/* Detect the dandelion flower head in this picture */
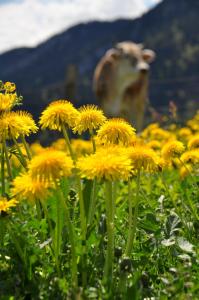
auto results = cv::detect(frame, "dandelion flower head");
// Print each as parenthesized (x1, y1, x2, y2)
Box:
(29, 148, 73, 182)
(0, 93, 17, 112)
(0, 111, 37, 140)
(30, 142, 45, 156)
(11, 172, 52, 203)
(181, 149, 199, 164)
(188, 135, 199, 150)
(161, 140, 185, 160)
(97, 118, 136, 146)
(3, 81, 16, 93)
(0, 197, 18, 213)
(180, 164, 193, 179)
(39, 100, 79, 131)
(51, 138, 68, 152)
(127, 145, 158, 172)
(147, 140, 161, 151)
(178, 127, 192, 140)
(77, 146, 132, 181)
(16, 111, 38, 136)
(71, 139, 93, 157)
(73, 105, 106, 134)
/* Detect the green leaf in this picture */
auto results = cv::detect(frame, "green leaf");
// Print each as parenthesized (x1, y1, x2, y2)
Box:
(140, 213, 160, 233)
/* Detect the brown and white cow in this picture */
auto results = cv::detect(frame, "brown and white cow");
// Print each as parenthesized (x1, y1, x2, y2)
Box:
(93, 41, 155, 131)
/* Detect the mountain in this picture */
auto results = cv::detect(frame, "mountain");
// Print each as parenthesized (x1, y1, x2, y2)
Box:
(0, 0, 199, 119)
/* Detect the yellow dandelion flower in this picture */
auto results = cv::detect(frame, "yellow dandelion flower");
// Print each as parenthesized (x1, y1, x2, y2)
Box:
(51, 138, 68, 152)
(181, 149, 199, 164)
(0, 93, 17, 111)
(97, 118, 136, 146)
(128, 137, 145, 147)
(141, 123, 160, 140)
(0, 111, 37, 140)
(188, 135, 199, 150)
(30, 142, 45, 156)
(161, 140, 185, 160)
(168, 124, 177, 132)
(187, 118, 199, 132)
(11, 172, 52, 203)
(39, 100, 79, 131)
(16, 111, 38, 136)
(71, 139, 93, 157)
(156, 157, 171, 171)
(4, 81, 16, 93)
(147, 140, 161, 151)
(0, 197, 18, 213)
(127, 146, 158, 172)
(73, 105, 106, 134)
(77, 146, 132, 181)
(180, 164, 193, 179)
(0, 111, 22, 139)
(178, 127, 192, 139)
(150, 128, 172, 142)
(29, 148, 73, 182)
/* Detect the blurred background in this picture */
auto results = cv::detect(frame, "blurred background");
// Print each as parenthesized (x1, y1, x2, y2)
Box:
(0, 0, 199, 125)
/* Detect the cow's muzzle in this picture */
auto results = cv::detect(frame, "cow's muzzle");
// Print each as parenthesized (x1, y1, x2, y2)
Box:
(137, 62, 149, 73)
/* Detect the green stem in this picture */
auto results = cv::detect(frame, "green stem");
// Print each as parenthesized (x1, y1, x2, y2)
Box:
(62, 123, 76, 163)
(61, 123, 86, 286)
(76, 177, 87, 238)
(76, 176, 87, 287)
(3, 138, 13, 181)
(35, 198, 42, 220)
(90, 129, 96, 153)
(40, 199, 54, 236)
(12, 135, 27, 169)
(1, 142, 5, 196)
(56, 183, 78, 287)
(87, 177, 98, 228)
(21, 135, 32, 160)
(125, 170, 140, 257)
(103, 181, 114, 285)
(54, 184, 62, 276)
(62, 123, 86, 235)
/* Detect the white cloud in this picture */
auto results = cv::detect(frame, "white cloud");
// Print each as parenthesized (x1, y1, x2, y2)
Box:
(0, 0, 161, 53)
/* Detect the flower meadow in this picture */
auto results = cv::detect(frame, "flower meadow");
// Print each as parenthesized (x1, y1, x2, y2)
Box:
(0, 81, 199, 299)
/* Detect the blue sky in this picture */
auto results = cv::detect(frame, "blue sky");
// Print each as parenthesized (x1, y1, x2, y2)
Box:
(0, 0, 161, 53)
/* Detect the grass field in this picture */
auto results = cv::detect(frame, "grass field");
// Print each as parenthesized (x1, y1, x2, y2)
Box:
(0, 81, 199, 299)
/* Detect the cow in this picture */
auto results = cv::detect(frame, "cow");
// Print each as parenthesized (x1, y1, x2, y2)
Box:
(93, 41, 155, 131)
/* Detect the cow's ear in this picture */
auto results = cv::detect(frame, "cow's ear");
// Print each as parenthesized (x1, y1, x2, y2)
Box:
(105, 48, 121, 59)
(142, 49, 156, 63)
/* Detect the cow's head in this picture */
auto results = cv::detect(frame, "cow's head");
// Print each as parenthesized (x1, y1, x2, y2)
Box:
(105, 41, 155, 90)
